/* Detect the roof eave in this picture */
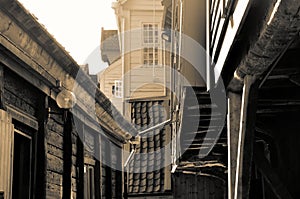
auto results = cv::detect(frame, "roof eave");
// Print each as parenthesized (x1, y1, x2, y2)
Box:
(228, 0, 300, 91)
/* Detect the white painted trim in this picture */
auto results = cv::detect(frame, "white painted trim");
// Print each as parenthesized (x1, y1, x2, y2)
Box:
(206, 0, 211, 90)
(214, 0, 251, 82)
(227, 98, 232, 199)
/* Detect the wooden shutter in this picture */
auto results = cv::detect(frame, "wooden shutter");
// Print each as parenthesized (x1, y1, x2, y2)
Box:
(0, 110, 14, 199)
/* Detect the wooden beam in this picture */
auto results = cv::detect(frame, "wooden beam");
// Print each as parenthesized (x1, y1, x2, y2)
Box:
(0, 64, 6, 110)
(258, 100, 300, 106)
(257, 108, 300, 114)
(227, 91, 242, 199)
(233, 75, 258, 199)
(254, 147, 293, 199)
(271, 68, 300, 76)
(267, 75, 289, 80)
(259, 35, 297, 88)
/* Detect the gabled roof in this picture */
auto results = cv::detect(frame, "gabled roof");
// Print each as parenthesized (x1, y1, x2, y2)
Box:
(0, 0, 137, 143)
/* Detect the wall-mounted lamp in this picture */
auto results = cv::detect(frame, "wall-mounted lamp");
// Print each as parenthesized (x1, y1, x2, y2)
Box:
(47, 84, 77, 120)
(56, 89, 77, 109)
(161, 29, 171, 42)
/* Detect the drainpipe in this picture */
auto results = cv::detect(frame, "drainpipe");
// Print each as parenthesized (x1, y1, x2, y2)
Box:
(121, 17, 125, 116)
(178, 0, 183, 72)
(170, 0, 176, 168)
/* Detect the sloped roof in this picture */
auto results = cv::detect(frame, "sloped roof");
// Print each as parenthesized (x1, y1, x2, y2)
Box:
(0, 0, 137, 143)
(228, 0, 300, 91)
(128, 101, 169, 194)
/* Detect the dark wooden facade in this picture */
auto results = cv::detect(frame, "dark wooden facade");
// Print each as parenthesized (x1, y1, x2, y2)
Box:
(0, 0, 137, 198)
(173, 173, 226, 199)
(162, 0, 300, 198)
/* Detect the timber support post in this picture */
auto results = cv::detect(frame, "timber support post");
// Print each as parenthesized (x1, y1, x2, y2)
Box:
(228, 75, 258, 199)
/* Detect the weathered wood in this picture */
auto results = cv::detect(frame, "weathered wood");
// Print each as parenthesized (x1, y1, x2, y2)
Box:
(254, 147, 293, 199)
(173, 173, 226, 199)
(6, 105, 38, 130)
(228, 76, 259, 199)
(227, 91, 242, 199)
(234, 0, 300, 79)
(47, 144, 63, 159)
(62, 112, 73, 199)
(234, 75, 258, 199)
(46, 130, 63, 149)
(259, 35, 297, 88)
(0, 7, 135, 142)
(46, 171, 63, 187)
(0, 110, 14, 199)
(0, 65, 6, 110)
(46, 183, 62, 199)
(46, 153, 64, 174)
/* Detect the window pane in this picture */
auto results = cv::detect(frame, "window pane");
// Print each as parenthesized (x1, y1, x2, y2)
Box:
(143, 23, 159, 44)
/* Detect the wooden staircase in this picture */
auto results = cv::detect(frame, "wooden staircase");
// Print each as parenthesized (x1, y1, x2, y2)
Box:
(177, 86, 227, 178)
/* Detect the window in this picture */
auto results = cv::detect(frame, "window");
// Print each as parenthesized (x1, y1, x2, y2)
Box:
(143, 24, 159, 44)
(143, 47, 158, 65)
(84, 164, 95, 199)
(114, 80, 122, 98)
(142, 24, 160, 67)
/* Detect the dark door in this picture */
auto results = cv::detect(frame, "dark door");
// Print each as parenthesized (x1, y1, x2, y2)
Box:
(12, 130, 32, 199)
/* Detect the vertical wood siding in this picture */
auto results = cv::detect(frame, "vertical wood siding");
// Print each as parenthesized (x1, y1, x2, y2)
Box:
(173, 173, 226, 199)
(0, 110, 14, 199)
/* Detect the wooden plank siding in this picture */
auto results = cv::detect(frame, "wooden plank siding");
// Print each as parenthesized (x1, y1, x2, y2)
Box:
(0, 110, 14, 199)
(129, 67, 165, 99)
(0, 2, 136, 199)
(173, 173, 226, 199)
(127, 8, 165, 100)
(123, 0, 163, 11)
(45, 103, 65, 199)
(99, 59, 123, 113)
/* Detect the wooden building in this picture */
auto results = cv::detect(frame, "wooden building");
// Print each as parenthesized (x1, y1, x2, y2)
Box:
(111, 0, 168, 113)
(99, 29, 123, 113)
(100, 0, 173, 198)
(162, 0, 300, 198)
(0, 0, 137, 198)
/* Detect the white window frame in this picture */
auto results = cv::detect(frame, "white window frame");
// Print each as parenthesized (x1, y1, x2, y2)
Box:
(142, 23, 161, 67)
(114, 80, 122, 98)
(142, 23, 159, 44)
(143, 47, 159, 66)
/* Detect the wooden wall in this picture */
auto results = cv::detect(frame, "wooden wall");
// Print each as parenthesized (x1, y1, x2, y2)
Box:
(0, 65, 124, 199)
(0, 1, 127, 198)
(173, 173, 226, 199)
(99, 59, 123, 113)
(0, 110, 14, 199)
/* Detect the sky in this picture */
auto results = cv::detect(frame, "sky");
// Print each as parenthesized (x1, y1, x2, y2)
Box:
(17, 0, 117, 74)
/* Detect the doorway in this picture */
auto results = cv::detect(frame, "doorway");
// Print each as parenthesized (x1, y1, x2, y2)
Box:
(12, 129, 32, 199)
